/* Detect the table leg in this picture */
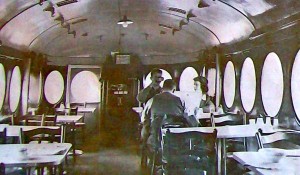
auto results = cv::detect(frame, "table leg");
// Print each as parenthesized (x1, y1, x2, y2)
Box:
(222, 138, 227, 175)
(217, 139, 222, 175)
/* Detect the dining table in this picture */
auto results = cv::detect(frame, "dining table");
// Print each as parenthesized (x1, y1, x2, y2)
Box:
(55, 115, 83, 123)
(163, 123, 286, 175)
(0, 143, 72, 174)
(233, 148, 300, 175)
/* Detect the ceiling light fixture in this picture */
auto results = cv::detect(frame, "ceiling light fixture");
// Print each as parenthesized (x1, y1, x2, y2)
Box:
(117, 15, 133, 28)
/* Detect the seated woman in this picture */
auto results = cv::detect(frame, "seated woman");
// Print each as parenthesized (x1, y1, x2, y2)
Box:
(193, 76, 216, 115)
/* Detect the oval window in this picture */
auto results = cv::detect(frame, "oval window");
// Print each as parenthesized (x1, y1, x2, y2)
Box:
(261, 52, 283, 117)
(240, 58, 256, 112)
(223, 61, 236, 108)
(0, 64, 6, 111)
(28, 72, 43, 106)
(9, 66, 22, 112)
(44, 70, 64, 104)
(179, 67, 199, 91)
(143, 69, 172, 88)
(291, 50, 300, 120)
(71, 71, 100, 103)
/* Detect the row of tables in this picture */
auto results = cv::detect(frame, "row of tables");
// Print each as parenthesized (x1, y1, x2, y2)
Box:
(164, 123, 300, 175)
(162, 124, 279, 175)
(132, 107, 300, 175)
(0, 107, 97, 173)
(0, 114, 84, 172)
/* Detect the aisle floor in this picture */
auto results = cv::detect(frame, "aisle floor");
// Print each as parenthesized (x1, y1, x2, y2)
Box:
(65, 131, 143, 175)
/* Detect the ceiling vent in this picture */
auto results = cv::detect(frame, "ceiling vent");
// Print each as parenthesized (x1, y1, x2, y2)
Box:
(168, 7, 186, 14)
(56, 0, 78, 7)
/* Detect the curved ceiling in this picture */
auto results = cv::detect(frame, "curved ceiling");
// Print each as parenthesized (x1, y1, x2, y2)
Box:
(0, 0, 299, 65)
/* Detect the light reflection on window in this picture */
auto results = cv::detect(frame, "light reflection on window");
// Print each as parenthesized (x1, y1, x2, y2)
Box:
(70, 71, 100, 103)
(28, 72, 43, 107)
(44, 70, 64, 104)
(179, 67, 198, 92)
(240, 57, 256, 112)
(223, 61, 236, 108)
(291, 50, 300, 120)
(0, 64, 6, 111)
(207, 68, 216, 97)
(9, 66, 21, 112)
(261, 52, 283, 117)
(143, 69, 172, 88)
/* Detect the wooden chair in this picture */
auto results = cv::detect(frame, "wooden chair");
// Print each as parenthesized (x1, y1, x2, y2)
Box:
(161, 128, 218, 175)
(0, 128, 6, 144)
(19, 125, 66, 175)
(70, 106, 86, 143)
(211, 112, 247, 174)
(256, 129, 300, 149)
(211, 112, 246, 127)
(24, 114, 57, 126)
(42, 114, 57, 126)
(19, 126, 65, 144)
(211, 112, 246, 147)
(146, 114, 190, 175)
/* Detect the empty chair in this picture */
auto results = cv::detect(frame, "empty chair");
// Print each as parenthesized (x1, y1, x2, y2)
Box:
(42, 114, 57, 126)
(211, 112, 246, 127)
(211, 112, 247, 174)
(70, 106, 86, 143)
(256, 129, 300, 149)
(0, 128, 6, 144)
(19, 125, 65, 144)
(19, 125, 67, 175)
(24, 114, 57, 126)
(24, 115, 43, 126)
(211, 113, 246, 149)
(161, 128, 218, 175)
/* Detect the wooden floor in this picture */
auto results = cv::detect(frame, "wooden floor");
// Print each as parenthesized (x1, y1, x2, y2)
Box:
(65, 129, 143, 175)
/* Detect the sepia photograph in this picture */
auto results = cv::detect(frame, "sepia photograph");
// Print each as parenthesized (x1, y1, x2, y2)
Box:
(1, 0, 300, 174)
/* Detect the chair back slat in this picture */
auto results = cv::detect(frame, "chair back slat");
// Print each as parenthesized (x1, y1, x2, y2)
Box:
(41, 114, 57, 126)
(25, 114, 57, 126)
(256, 129, 300, 149)
(19, 125, 65, 144)
(211, 113, 245, 127)
(260, 132, 287, 144)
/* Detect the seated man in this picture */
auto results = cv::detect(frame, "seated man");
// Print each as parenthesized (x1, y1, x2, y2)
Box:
(143, 79, 195, 151)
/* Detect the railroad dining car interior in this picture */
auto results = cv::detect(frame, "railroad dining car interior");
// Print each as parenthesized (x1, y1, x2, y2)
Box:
(1, 0, 300, 175)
